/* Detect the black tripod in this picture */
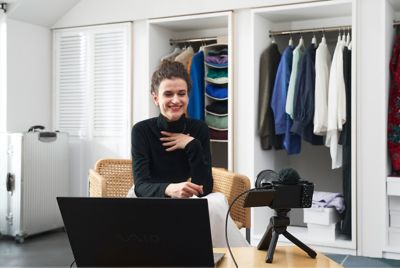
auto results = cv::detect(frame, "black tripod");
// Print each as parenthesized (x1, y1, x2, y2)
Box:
(257, 208, 317, 263)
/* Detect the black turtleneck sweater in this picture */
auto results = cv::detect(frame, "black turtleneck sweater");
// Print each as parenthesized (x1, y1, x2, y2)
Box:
(131, 114, 213, 197)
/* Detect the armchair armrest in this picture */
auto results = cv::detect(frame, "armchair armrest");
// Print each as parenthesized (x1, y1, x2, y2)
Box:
(212, 168, 251, 229)
(89, 159, 134, 197)
(89, 169, 106, 197)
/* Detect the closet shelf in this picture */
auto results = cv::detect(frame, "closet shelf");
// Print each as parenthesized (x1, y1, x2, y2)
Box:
(387, 177, 400, 196)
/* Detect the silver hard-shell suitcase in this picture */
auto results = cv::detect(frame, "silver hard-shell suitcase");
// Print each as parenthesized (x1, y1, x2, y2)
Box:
(0, 128, 69, 242)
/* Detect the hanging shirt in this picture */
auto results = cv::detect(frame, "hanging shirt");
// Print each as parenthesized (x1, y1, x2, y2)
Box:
(313, 37, 332, 135)
(326, 37, 346, 169)
(188, 51, 205, 120)
(340, 45, 352, 237)
(271, 45, 293, 135)
(291, 44, 323, 145)
(175, 47, 194, 72)
(258, 43, 282, 150)
(286, 45, 305, 119)
(161, 47, 182, 62)
(271, 45, 301, 154)
(388, 35, 400, 173)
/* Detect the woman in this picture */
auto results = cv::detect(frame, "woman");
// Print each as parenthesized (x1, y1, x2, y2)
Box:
(130, 60, 248, 247)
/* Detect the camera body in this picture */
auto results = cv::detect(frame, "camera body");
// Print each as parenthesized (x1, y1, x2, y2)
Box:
(244, 168, 314, 209)
(262, 180, 313, 209)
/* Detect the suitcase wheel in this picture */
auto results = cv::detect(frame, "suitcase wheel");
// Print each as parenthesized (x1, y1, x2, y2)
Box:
(15, 235, 25, 244)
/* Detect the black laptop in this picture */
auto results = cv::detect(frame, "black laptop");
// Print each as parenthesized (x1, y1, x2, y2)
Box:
(57, 197, 223, 267)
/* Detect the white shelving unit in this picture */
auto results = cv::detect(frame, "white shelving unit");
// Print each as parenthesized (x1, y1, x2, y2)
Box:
(247, 0, 356, 254)
(146, 12, 234, 170)
(203, 43, 230, 168)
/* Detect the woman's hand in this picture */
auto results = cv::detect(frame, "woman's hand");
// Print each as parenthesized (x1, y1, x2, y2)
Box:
(160, 131, 194, 151)
(165, 181, 204, 198)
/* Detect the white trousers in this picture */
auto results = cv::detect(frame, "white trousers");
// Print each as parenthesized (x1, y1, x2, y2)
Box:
(203, 192, 249, 247)
(126, 188, 249, 248)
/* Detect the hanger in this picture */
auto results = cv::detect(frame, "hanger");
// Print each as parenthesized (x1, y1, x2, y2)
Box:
(296, 35, 304, 49)
(346, 27, 351, 47)
(271, 35, 276, 44)
(311, 31, 317, 45)
(348, 28, 352, 50)
(320, 29, 326, 44)
(341, 28, 345, 42)
(337, 28, 341, 43)
(199, 39, 205, 52)
(288, 34, 293, 46)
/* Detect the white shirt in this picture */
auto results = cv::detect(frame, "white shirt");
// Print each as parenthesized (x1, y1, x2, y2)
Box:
(313, 37, 332, 135)
(326, 37, 346, 169)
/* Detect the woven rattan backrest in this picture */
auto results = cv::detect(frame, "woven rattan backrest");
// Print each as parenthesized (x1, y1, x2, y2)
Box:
(95, 159, 133, 197)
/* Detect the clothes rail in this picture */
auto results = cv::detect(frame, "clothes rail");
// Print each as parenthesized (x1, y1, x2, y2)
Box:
(169, 36, 217, 45)
(394, 20, 400, 27)
(269, 25, 352, 37)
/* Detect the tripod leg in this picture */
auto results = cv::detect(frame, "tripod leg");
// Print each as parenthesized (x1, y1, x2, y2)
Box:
(257, 221, 273, 250)
(283, 231, 317, 258)
(266, 230, 279, 263)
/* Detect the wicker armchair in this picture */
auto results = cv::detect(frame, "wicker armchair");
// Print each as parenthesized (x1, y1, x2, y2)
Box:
(88, 159, 251, 230)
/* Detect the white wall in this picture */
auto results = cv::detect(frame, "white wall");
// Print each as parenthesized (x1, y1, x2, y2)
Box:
(7, 19, 52, 132)
(53, 0, 316, 28)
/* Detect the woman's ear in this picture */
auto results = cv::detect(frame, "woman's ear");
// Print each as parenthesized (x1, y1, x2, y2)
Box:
(151, 92, 159, 106)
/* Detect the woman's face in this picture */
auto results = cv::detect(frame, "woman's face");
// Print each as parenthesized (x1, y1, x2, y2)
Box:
(152, 78, 188, 122)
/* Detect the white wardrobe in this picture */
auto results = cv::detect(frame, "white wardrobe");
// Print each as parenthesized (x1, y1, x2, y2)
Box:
(133, 12, 234, 170)
(234, 0, 356, 254)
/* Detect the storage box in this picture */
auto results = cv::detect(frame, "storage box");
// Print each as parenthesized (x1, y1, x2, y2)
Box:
(307, 223, 338, 242)
(303, 207, 340, 225)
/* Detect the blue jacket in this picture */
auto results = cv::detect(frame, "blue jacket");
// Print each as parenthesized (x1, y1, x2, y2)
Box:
(271, 46, 293, 135)
(291, 44, 323, 145)
(271, 45, 301, 154)
(188, 51, 205, 120)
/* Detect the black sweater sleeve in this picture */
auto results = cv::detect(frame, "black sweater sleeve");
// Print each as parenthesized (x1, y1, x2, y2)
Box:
(184, 122, 213, 196)
(132, 123, 170, 197)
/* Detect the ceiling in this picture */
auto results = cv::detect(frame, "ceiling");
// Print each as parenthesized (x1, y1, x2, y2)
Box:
(5, 0, 80, 28)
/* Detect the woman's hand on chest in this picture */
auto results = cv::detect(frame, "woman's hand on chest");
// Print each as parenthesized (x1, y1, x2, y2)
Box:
(160, 131, 194, 151)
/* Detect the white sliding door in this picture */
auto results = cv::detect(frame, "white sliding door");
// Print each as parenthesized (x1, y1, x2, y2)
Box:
(54, 23, 132, 196)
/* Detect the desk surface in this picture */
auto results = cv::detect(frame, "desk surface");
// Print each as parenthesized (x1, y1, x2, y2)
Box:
(214, 246, 342, 268)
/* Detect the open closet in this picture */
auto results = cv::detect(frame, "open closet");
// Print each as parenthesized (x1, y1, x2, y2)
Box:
(247, 0, 356, 254)
(145, 12, 233, 170)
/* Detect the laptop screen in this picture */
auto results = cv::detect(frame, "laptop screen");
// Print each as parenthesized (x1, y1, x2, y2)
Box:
(57, 197, 215, 267)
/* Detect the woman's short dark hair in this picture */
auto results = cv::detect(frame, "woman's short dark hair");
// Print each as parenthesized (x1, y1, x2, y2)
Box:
(151, 60, 192, 94)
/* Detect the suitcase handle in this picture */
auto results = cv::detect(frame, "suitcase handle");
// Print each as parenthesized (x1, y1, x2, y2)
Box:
(6, 173, 15, 192)
(28, 125, 45, 132)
